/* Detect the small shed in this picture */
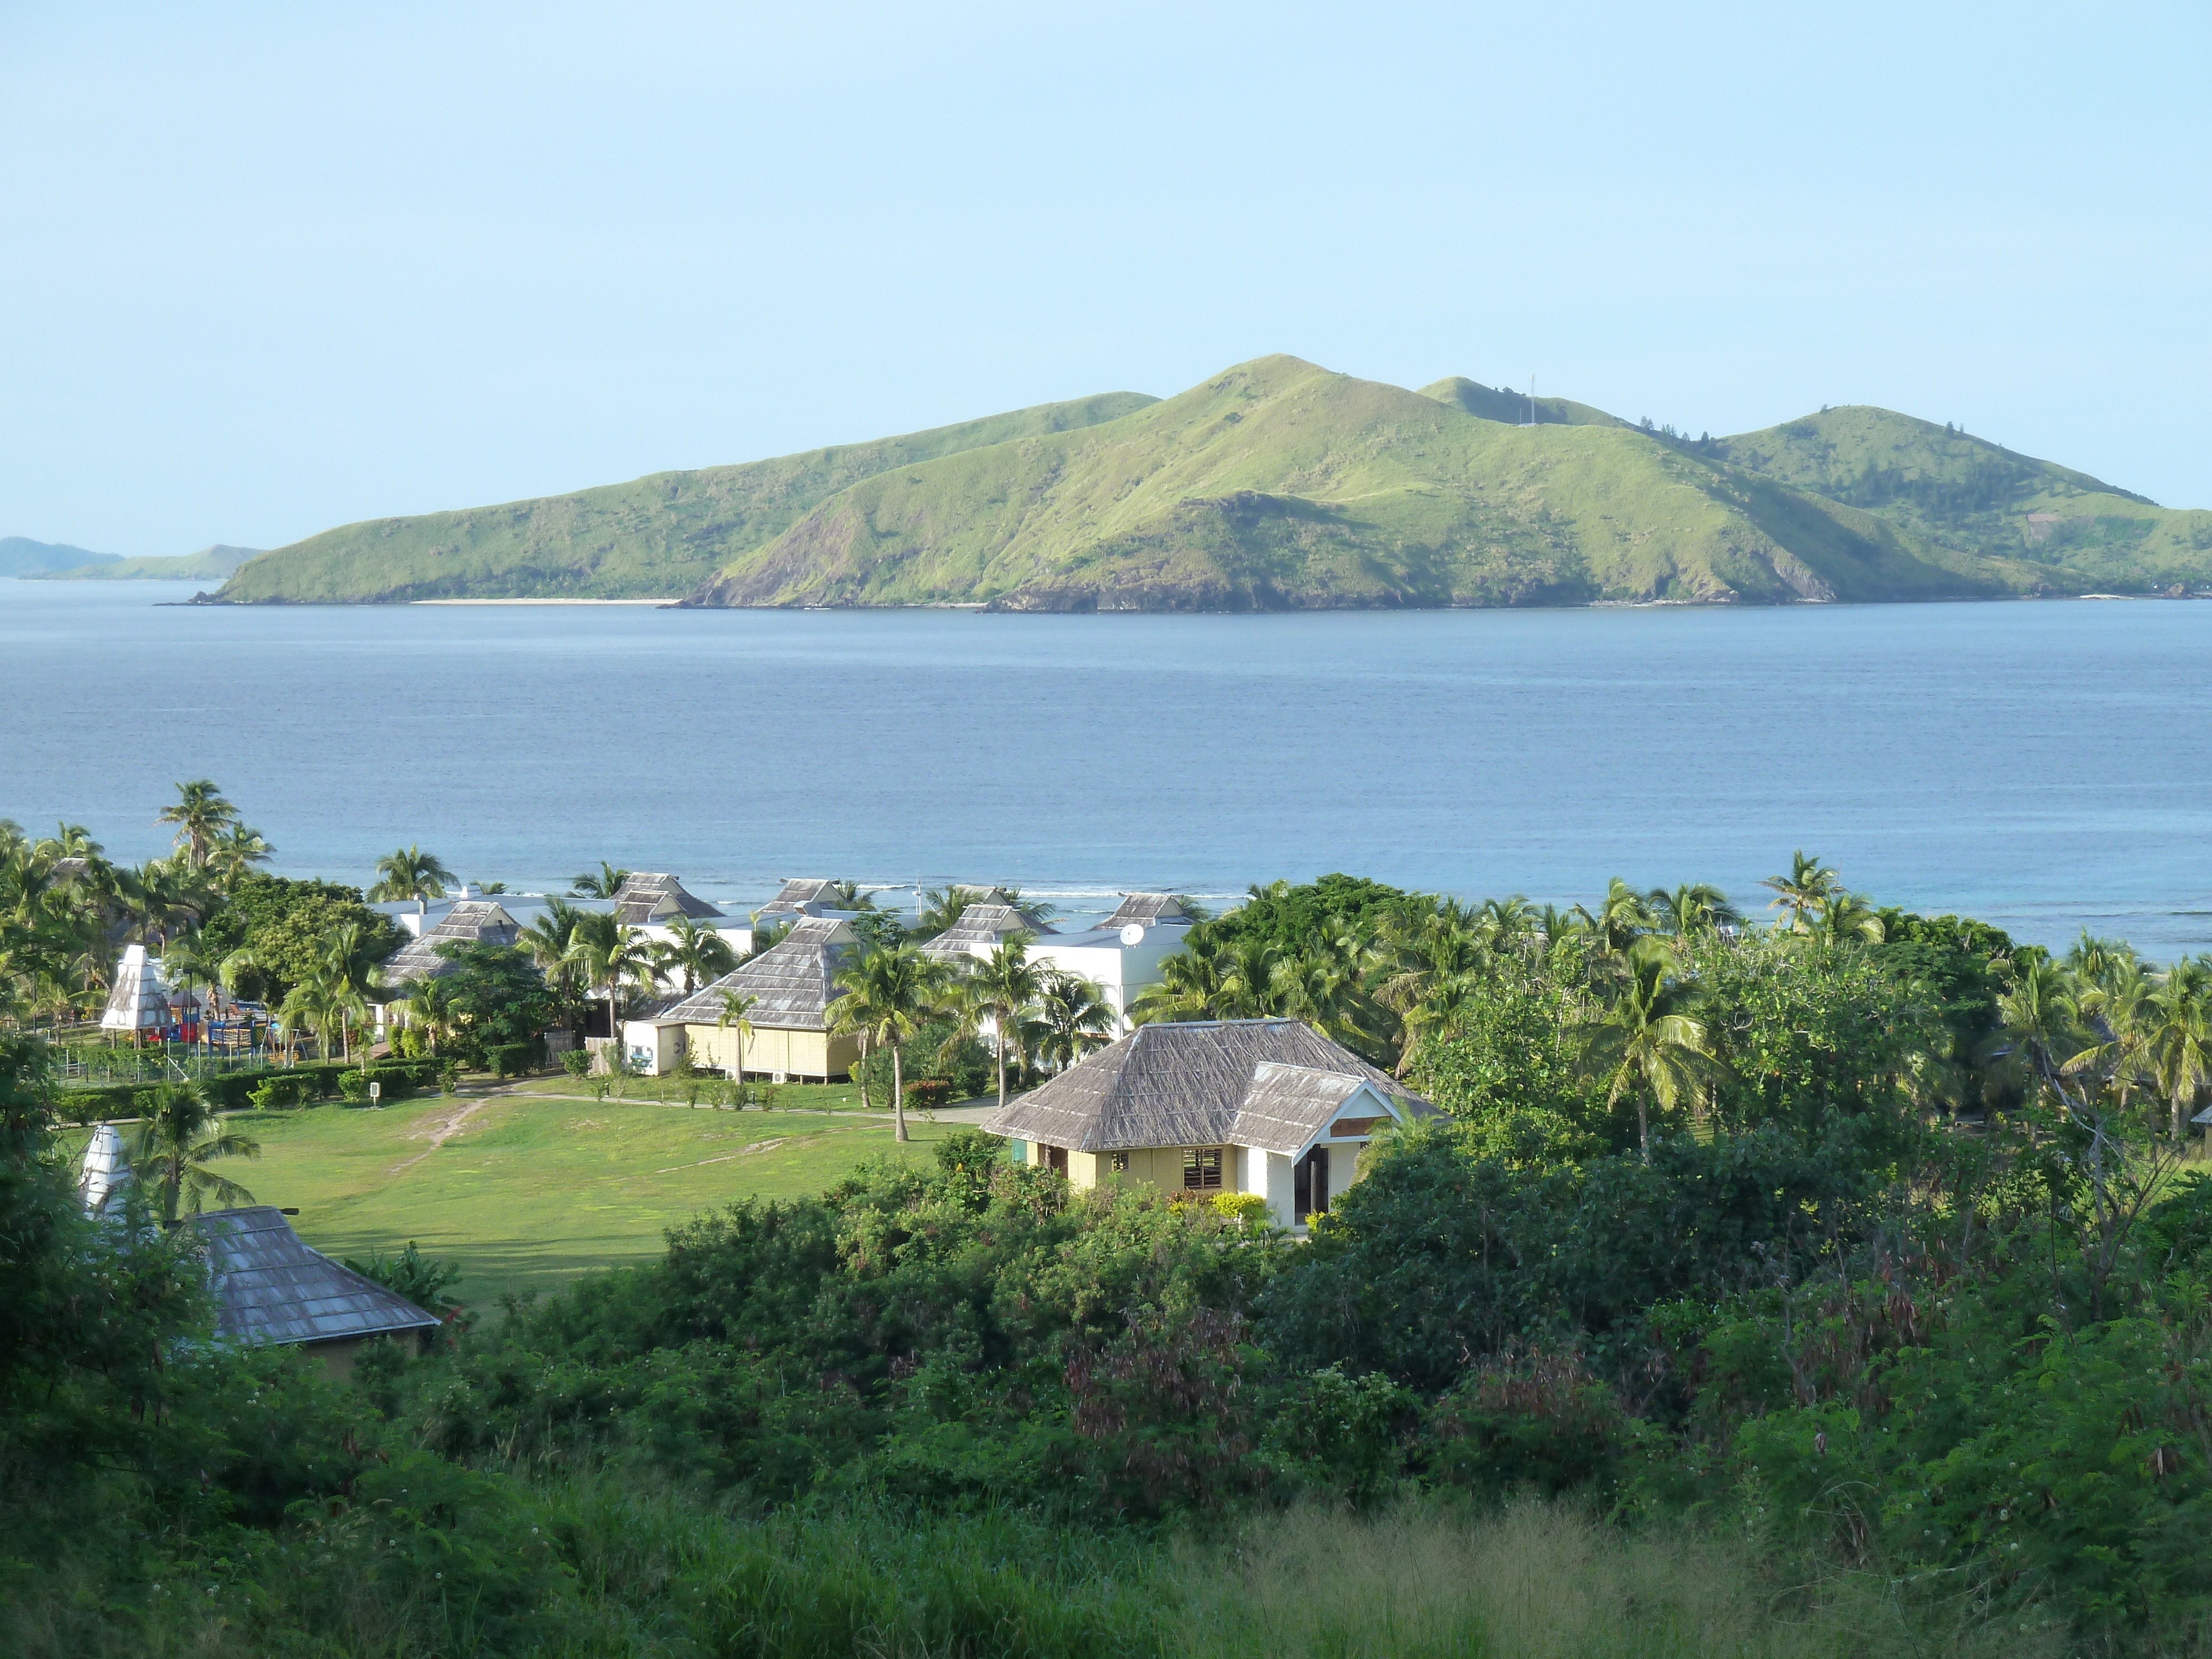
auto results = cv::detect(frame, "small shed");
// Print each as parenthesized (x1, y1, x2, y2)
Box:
(78, 1121, 131, 1214)
(189, 1206, 442, 1378)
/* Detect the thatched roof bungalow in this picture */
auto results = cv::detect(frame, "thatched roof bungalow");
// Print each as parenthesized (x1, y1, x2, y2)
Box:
(377, 899, 520, 987)
(920, 901, 1058, 961)
(984, 1018, 1433, 1229)
(649, 917, 864, 1081)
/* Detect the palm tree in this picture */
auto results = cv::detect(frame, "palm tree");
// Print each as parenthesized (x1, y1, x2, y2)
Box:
(1031, 971, 1117, 1072)
(828, 943, 952, 1142)
(519, 897, 590, 1034)
(368, 845, 455, 911)
(914, 885, 976, 938)
(2067, 958, 2157, 1120)
(1807, 892, 1885, 947)
(280, 967, 358, 1061)
(207, 823, 274, 890)
(565, 911, 658, 1050)
(568, 862, 632, 900)
(1574, 938, 1728, 1159)
(316, 920, 387, 1063)
(121, 859, 208, 953)
(1650, 883, 1740, 938)
(825, 881, 877, 911)
(2147, 960, 2212, 1142)
(962, 933, 1046, 1109)
(397, 974, 455, 1054)
(1584, 877, 1659, 954)
(1762, 851, 1840, 934)
(653, 916, 737, 994)
(155, 780, 239, 870)
(1986, 958, 2083, 1111)
(716, 990, 758, 1083)
(133, 1081, 259, 1223)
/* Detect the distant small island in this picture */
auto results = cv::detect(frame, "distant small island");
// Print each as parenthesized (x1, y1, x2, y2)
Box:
(202, 356, 2212, 611)
(23, 544, 263, 582)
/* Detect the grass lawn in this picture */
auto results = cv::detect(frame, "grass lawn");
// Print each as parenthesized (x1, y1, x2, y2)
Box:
(130, 1088, 976, 1310)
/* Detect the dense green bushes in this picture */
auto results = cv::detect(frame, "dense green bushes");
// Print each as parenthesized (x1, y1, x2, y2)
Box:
(57, 1056, 444, 1120)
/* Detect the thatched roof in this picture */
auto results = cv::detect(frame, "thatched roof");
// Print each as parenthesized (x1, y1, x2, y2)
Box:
(759, 878, 844, 915)
(921, 902, 1058, 958)
(189, 1207, 441, 1349)
(984, 1018, 1430, 1153)
(663, 917, 857, 1031)
(379, 900, 519, 985)
(611, 872, 724, 926)
(1100, 893, 1192, 928)
(101, 943, 199, 1031)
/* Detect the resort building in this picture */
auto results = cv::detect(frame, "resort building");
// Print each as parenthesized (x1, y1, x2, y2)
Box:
(376, 898, 520, 986)
(919, 897, 1059, 960)
(755, 877, 865, 921)
(633, 916, 865, 1081)
(983, 1018, 1433, 1230)
(189, 1207, 442, 1379)
(1027, 894, 1196, 1032)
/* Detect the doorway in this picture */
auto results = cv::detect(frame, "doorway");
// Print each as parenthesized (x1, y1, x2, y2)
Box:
(1293, 1146, 1329, 1224)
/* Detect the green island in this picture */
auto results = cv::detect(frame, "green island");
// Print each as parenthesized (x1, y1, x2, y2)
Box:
(209, 355, 2212, 609)
(7, 789, 2212, 1656)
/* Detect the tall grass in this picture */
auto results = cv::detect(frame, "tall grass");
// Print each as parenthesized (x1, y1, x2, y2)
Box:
(1, 1477, 2140, 1658)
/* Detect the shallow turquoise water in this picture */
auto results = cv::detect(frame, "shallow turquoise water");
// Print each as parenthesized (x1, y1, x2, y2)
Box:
(4, 581, 2209, 957)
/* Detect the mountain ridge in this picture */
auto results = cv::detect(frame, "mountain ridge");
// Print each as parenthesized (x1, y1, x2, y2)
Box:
(211, 359, 2212, 609)
(27, 544, 263, 582)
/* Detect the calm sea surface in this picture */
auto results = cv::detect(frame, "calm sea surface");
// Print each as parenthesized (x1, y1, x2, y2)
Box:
(4, 580, 2209, 958)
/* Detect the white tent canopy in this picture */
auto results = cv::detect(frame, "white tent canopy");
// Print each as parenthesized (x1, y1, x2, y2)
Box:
(100, 943, 200, 1034)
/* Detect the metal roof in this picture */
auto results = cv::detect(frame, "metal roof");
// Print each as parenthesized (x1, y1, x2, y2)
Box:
(984, 1018, 1430, 1153)
(189, 1207, 442, 1349)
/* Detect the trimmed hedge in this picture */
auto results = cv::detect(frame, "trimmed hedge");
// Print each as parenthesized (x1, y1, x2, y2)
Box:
(57, 1057, 443, 1121)
(486, 1039, 544, 1079)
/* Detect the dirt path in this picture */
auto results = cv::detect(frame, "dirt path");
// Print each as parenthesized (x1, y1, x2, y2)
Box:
(388, 1092, 504, 1175)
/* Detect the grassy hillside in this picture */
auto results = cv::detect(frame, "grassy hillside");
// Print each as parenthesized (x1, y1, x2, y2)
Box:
(1712, 406, 2212, 590)
(1418, 375, 1628, 429)
(27, 543, 261, 581)
(0, 536, 114, 576)
(691, 356, 2018, 611)
(215, 393, 1157, 602)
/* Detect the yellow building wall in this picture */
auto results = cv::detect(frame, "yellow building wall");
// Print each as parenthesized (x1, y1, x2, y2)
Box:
(683, 1024, 860, 1081)
(1024, 1137, 1379, 1217)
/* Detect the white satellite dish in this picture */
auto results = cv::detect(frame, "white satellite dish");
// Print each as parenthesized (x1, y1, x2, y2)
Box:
(1120, 923, 1146, 947)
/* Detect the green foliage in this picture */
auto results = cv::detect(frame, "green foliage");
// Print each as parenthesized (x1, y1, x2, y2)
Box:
(854, 1015, 991, 1101)
(221, 355, 2212, 615)
(487, 1039, 541, 1078)
(561, 1047, 593, 1080)
(218, 392, 1159, 602)
(198, 872, 399, 1003)
(344, 1240, 465, 1321)
(436, 942, 554, 1060)
(1210, 872, 1409, 951)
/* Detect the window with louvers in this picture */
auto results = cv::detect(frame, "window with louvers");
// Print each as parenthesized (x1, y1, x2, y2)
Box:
(1182, 1146, 1223, 1190)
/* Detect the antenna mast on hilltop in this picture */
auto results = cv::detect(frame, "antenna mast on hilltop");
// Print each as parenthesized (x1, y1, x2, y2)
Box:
(1521, 375, 1538, 428)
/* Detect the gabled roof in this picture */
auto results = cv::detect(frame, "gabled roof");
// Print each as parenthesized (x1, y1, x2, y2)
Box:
(662, 917, 858, 1031)
(759, 878, 842, 914)
(1100, 893, 1192, 929)
(189, 1207, 441, 1349)
(101, 943, 199, 1031)
(984, 1018, 1429, 1153)
(379, 899, 519, 985)
(1231, 1062, 1399, 1156)
(921, 902, 1057, 958)
(609, 872, 724, 926)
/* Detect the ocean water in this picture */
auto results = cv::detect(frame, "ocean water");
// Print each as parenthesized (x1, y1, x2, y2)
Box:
(4, 580, 2210, 958)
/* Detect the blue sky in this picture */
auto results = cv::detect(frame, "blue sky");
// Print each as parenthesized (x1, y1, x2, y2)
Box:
(3, 1, 2206, 556)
